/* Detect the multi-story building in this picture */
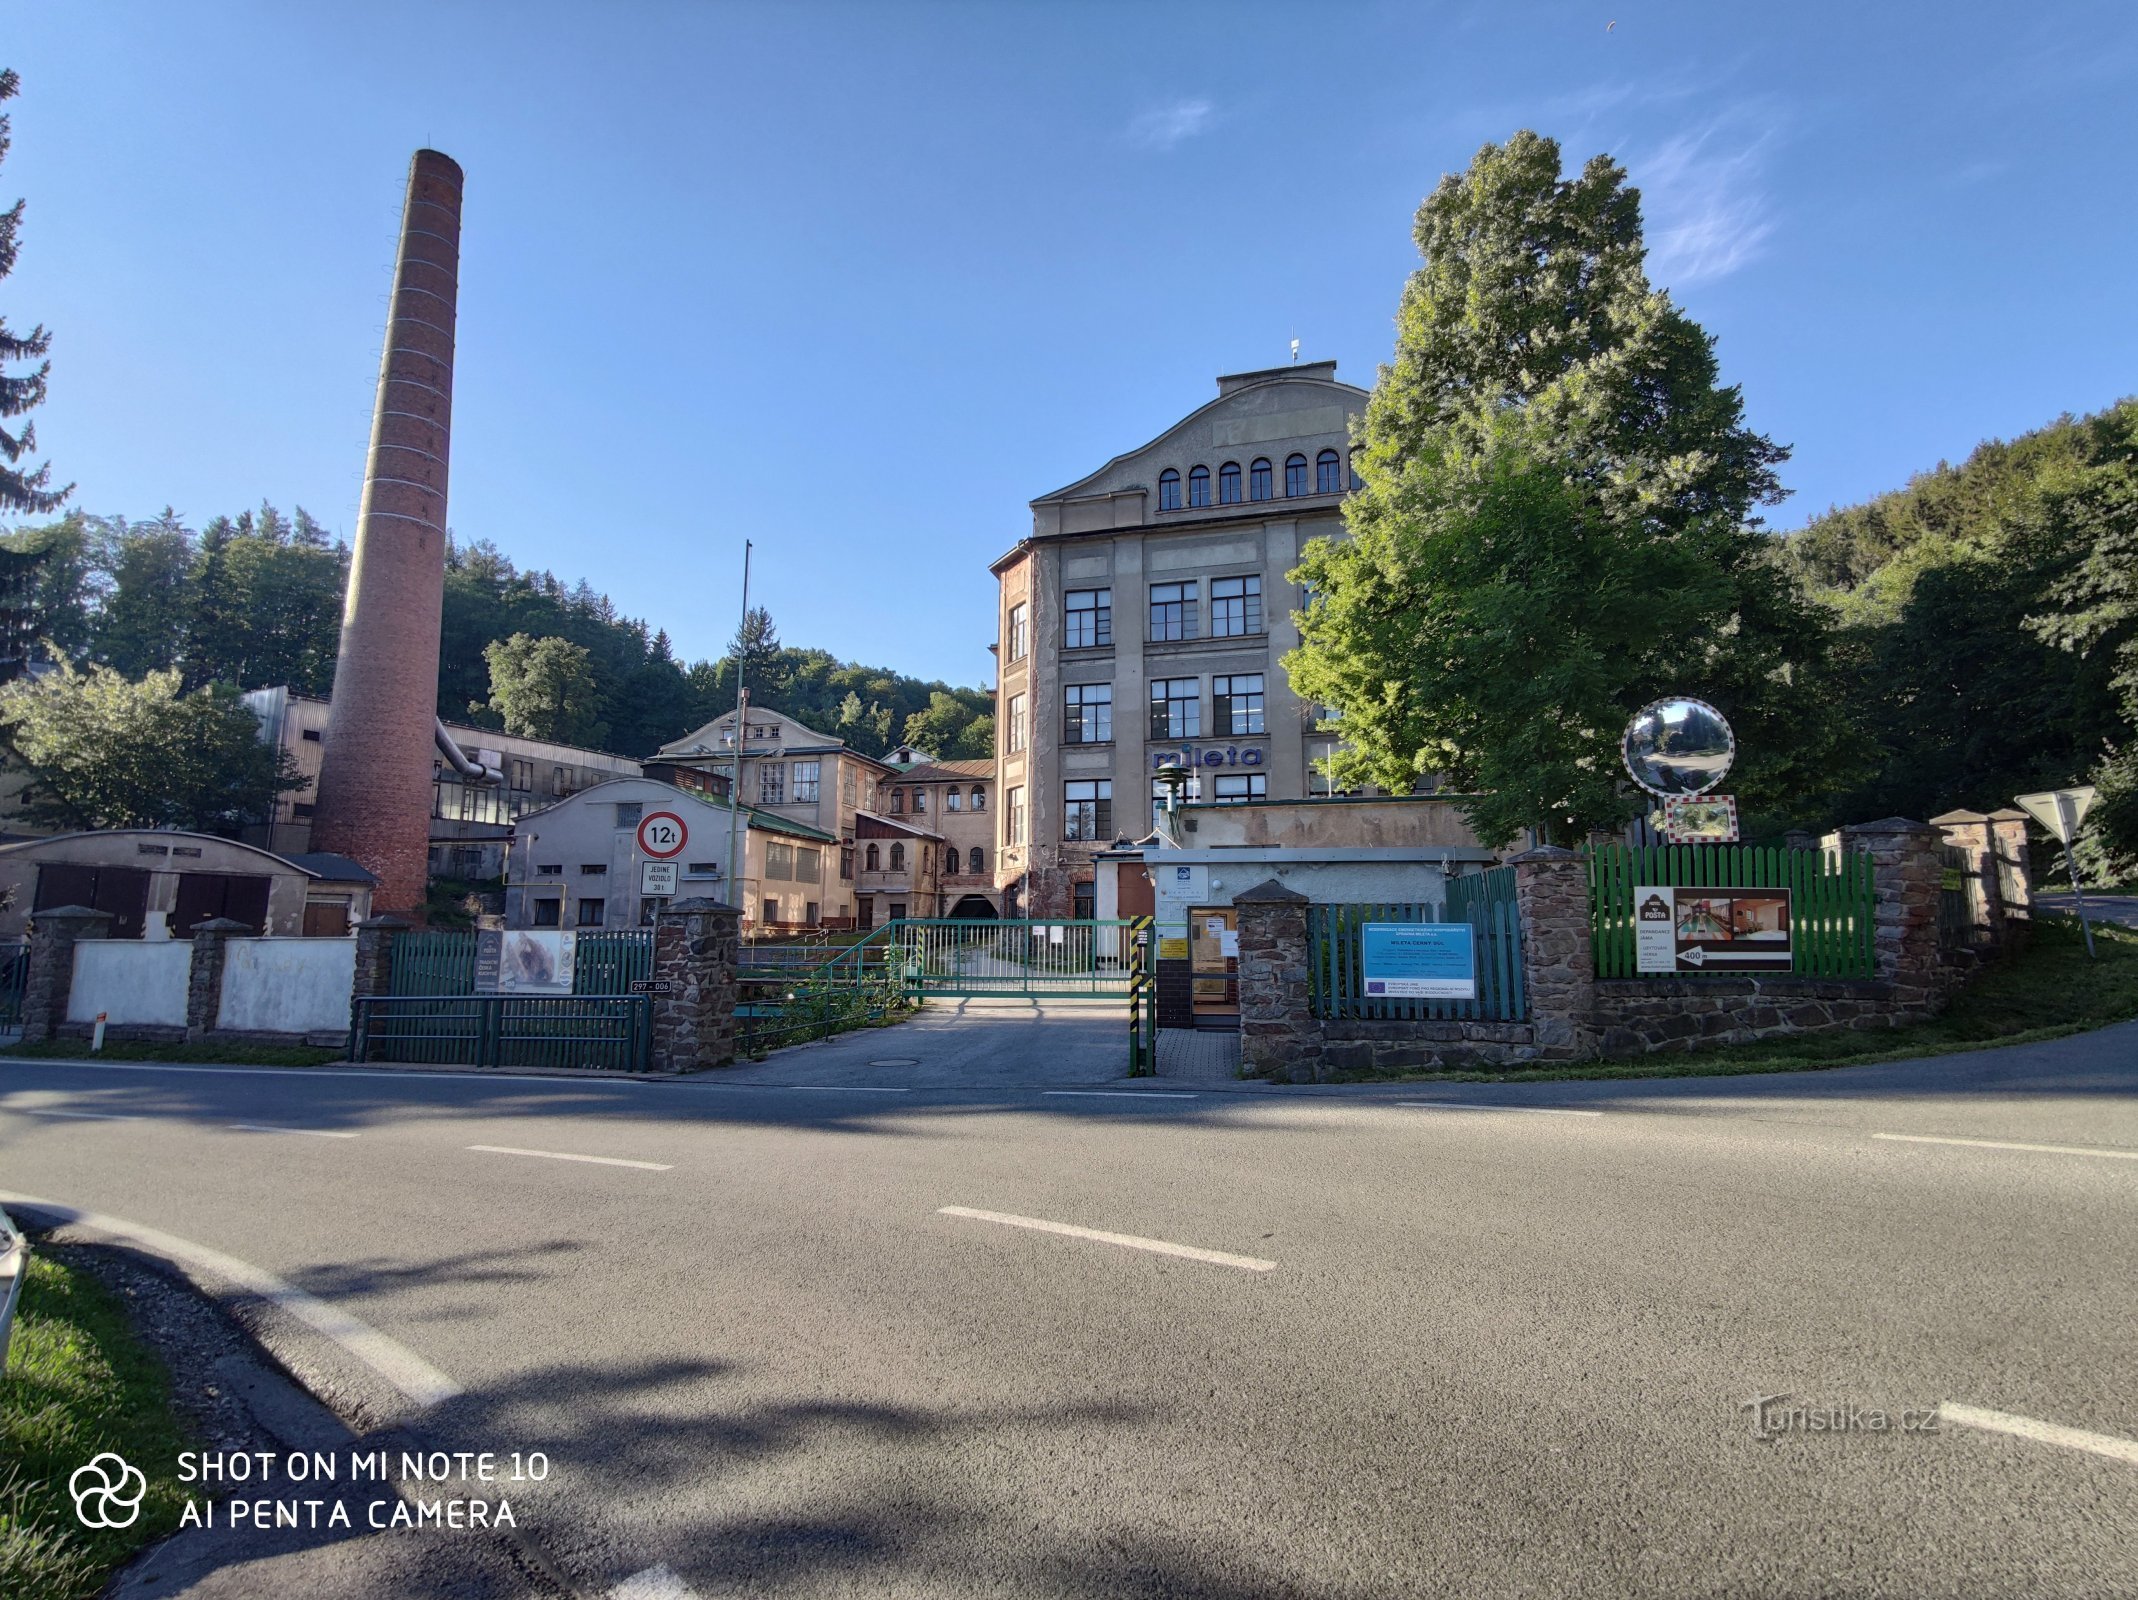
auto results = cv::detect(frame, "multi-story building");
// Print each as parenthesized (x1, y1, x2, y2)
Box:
(882, 759, 998, 919)
(243, 687, 645, 882)
(990, 360, 1370, 916)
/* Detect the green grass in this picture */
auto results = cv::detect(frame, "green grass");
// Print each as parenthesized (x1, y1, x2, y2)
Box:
(0, 1252, 192, 1600)
(1307, 915, 2138, 1085)
(7, 1038, 342, 1067)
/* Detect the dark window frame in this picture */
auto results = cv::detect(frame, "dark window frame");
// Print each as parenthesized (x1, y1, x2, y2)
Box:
(1187, 465, 1211, 508)
(1285, 454, 1308, 496)
(1250, 458, 1272, 501)
(1063, 778, 1113, 842)
(1158, 468, 1181, 511)
(1210, 575, 1263, 638)
(1218, 461, 1242, 504)
(1317, 448, 1342, 494)
(1149, 581, 1197, 642)
(1149, 677, 1200, 739)
(1213, 672, 1266, 736)
(1065, 587, 1112, 649)
(1064, 682, 1113, 745)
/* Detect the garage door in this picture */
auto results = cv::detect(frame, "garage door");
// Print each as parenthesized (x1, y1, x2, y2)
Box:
(34, 863, 153, 939)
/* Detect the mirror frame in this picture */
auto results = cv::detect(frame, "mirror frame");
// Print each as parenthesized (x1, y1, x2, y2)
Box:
(1620, 696, 1736, 798)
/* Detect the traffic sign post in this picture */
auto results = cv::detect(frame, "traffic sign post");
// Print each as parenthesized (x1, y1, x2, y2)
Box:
(2015, 786, 2099, 958)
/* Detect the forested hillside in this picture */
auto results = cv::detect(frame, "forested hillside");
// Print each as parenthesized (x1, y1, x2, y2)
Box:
(0, 507, 995, 761)
(1775, 399, 2137, 868)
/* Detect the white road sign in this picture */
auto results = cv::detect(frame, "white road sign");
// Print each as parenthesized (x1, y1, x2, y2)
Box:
(641, 860, 678, 896)
(2013, 786, 2096, 846)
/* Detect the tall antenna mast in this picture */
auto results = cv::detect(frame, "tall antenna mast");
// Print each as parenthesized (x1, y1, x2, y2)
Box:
(725, 540, 753, 920)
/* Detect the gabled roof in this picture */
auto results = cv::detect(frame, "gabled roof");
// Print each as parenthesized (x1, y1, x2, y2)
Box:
(656, 705, 896, 775)
(898, 760, 993, 783)
(283, 851, 379, 885)
(512, 776, 837, 844)
(855, 812, 947, 843)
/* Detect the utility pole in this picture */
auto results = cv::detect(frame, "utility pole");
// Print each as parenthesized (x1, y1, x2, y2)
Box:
(725, 541, 752, 921)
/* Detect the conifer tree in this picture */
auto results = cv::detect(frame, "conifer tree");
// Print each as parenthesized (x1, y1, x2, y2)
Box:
(0, 69, 68, 515)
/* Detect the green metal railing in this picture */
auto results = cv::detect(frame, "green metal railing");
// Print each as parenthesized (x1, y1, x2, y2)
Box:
(1586, 843, 1876, 978)
(387, 929, 654, 996)
(352, 994, 651, 1070)
(1308, 899, 1527, 1022)
(800, 919, 1138, 998)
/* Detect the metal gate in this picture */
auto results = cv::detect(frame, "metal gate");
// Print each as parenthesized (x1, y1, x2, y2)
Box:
(804, 918, 1145, 997)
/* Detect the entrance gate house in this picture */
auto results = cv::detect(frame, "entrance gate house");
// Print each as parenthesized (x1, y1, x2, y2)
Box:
(354, 929, 655, 1070)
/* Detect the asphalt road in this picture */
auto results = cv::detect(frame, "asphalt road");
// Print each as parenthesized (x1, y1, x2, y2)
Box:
(2036, 891, 2138, 928)
(5, 1020, 2137, 1599)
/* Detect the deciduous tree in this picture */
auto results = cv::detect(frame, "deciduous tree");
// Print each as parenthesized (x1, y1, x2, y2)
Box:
(482, 632, 607, 746)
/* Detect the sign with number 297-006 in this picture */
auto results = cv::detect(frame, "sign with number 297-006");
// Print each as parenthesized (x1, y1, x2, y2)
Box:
(1634, 885, 1793, 973)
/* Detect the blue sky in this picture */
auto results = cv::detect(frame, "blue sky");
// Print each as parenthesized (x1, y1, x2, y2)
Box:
(9, 2, 2136, 687)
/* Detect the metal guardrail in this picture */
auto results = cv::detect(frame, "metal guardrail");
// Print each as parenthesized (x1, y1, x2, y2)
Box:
(0, 1206, 27, 1373)
(353, 994, 652, 1071)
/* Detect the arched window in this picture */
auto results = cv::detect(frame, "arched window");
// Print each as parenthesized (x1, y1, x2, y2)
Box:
(1285, 454, 1308, 496)
(1250, 458, 1272, 501)
(1348, 448, 1364, 491)
(1188, 465, 1211, 508)
(1317, 449, 1342, 493)
(865, 843, 880, 871)
(1218, 462, 1242, 504)
(968, 846, 985, 875)
(941, 848, 956, 876)
(1158, 468, 1181, 511)
(890, 843, 906, 871)
(971, 786, 987, 811)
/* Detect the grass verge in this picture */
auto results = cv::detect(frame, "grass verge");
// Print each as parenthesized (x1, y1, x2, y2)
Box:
(1308, 914, 2138, 1085)
(6, 1038, 342, 1067)
(0, 1250, 190, 1600)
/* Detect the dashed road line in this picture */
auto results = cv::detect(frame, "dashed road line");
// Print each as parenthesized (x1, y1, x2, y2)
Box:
(611, 1563, 702, 1599)
(939, 1205, 1276, 1272)
(17, 1107, 139, 1120)
(230, 1124, 359, 1139)
(1396, 1102, 1604, 1117)
(1873, 1133, 2138, 1162)
(467, 1144, 672, 1171)
(0, 1191, 460, 1408)
(1938, 1402, 2138, 1466)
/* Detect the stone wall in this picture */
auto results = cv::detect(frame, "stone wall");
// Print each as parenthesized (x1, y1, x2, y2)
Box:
(1234, 817, 2006, 1082)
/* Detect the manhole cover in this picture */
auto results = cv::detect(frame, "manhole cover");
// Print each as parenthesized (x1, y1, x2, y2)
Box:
(869, 1058, 920, 1067)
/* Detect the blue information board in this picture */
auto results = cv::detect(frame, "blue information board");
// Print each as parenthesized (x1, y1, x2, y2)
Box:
(1361, 923, 1477, 999)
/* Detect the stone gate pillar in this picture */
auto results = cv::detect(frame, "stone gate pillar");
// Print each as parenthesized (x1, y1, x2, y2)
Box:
(1234, 880, 1319, 1082)
(1839, 818, 1945, 1013)
(648, 897, 740, 1073)
(185, 917, 251, 1043)
(1512, 847, 1598, 1062)
(22, 906, 111, 1044)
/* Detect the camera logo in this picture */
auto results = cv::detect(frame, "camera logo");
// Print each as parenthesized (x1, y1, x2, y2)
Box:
(70, 1452, 148, 1529)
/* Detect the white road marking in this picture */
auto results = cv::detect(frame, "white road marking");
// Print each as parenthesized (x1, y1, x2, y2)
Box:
(1396, 1102, 1604, 1117)
(0, 1191, 460, 1408)
(754, 1085, 913, 1093)
(1938, 1402, 2138, 1466)
(17, 1107, 139, 1120)
(1042, 1090, 1198, 1100)
(1873, 1133, 2138, 1162)
(611, 1564, 703, 1600)
(467, 1144, 672, 1171)
(230, 1124, 359, 1139)
(0, 1057, 642, 1089)
(939, 1205, 1276, 1272)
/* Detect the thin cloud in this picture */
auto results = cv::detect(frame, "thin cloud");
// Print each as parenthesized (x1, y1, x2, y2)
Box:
(1635, 116, 1778, 289)
(1126, 98, 1214, 151)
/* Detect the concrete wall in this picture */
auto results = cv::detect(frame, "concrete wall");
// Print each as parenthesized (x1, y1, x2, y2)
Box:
(68, 941, 192, 1027)
(216, 937, 359, 1036)
(1177, 796, 1496, 854)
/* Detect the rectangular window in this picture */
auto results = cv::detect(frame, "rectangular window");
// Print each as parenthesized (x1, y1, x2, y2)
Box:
(1149, 582, 1197, 642)
(842, 767, 857, 807)
(792, 760, 821, 802)
(576, 898, 606, 927)
(971, 787, 986, 812)
(535, 862, 563, 875)
(1063, 779, 1113, 841)
(796, 847, 822, 883)
(1150, 678, 1200, 739)
(762, 898, 778, 924)
(1212, 774, 1268, 804)
(533, 897, 562, 927)
(1213, 673, 1266, 736)
(889, 786, 904, 813)
(301, 727, 322, 743)
(552, 766, 569, 796)
(1073, 881, 1096, 920)
(616, 802, 643, 829)
(759, 763, 785, 805)
(910, 788, 926, 814)
(510, 758, 532, 790)
(1210, 575, 1263, 638)
(839, 847, 854, 880)
(1007, 602, 1028, 662)
(684, 861, 718, 875)
(579, 863, 607, 876)
(806, 900, 819, 925)
(1007, 693, 1027, 753)
(1064, 683, 1113, 744)
(944, 788, 962, 812)
(1065, 588, 1112, 649)
(765, 842, 796, 880)
(1007, 786, 1027, 845)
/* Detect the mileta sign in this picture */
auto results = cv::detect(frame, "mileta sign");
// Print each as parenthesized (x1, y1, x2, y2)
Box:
(1150, 744, 1265, 771)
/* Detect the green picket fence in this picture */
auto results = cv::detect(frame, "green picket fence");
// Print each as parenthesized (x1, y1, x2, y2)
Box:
(1307, 898, 1526, 1022)
(1586, 843, 1875, 979)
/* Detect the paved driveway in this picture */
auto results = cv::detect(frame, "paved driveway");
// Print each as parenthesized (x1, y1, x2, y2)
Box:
(2037, 891, 2138, 928)
(721, 997, 1135, 1088)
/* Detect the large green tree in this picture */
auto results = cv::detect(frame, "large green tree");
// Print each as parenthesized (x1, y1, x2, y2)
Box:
(482, 632, 607, 746)
(1287, 130, 1842, 845)
(0, 69, 67, 516)
(0, 663, 306, 833)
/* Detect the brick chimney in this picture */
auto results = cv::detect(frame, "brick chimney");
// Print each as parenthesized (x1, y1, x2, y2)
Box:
(309, 150, 463, 918)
